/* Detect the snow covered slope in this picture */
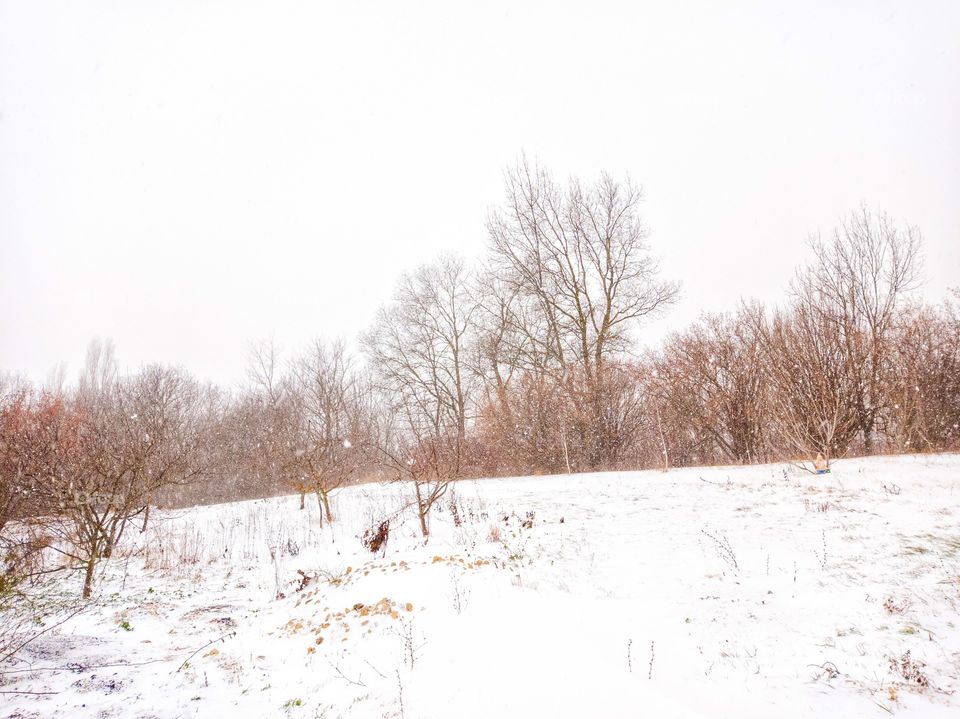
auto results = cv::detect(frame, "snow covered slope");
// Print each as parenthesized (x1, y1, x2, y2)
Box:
(3, 454, 960, 718)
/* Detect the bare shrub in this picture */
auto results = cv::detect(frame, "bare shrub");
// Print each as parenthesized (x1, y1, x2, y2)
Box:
(887, 300, 960, 452)
(889, 650, 929, 688)
(650, 306, 769, 465)
(883, 596, 909, 615)
(753, 301, 862, 464)
(391, 615, 425, 669)
(701, 528, 739, 573)
(448, 570, 470, 615)
(362, 519, 390, 555)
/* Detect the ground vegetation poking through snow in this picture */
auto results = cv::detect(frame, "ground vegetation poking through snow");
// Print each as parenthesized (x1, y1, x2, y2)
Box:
(2, 454, 960, 718)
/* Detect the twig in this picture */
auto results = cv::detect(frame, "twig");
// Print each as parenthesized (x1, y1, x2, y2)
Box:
(396, 669, 406, 719)
(1, 657, 169, 676)
(807, 661, 840, 680)
(701, 529, 739, 572)
(363, 658, 388, 679)
(787, 459, 818, 476)
(391, 616, 425, 669)
(0, 689, 61, 695)
(327, 660, 366, 687)
(648, 641, 655, 680)
(813, 530, 828, 571)
(0, 605, 86, 665)
(870, 698, 894, 715)
(174, 631, 236, 673)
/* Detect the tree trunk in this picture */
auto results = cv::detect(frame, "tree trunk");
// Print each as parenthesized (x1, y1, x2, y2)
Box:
(82, 548, 98, 598)
(299, 491, 305, 510)
(314, 490, 324, 529)
(862, 414, 875, 455)
(320, 490, 333, 524)
(655, 405, 670, 472)
(140, 502, 152, 533)
(105, 516, 128, 559)
(414, 482, 429, 538)
(559, 424, 572, 474)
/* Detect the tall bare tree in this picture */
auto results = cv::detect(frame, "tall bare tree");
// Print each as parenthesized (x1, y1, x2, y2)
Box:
(793, 206, 922, 452)
(363, 256, 477, 537)
(487, 159, 678, 468)
(244, 340, 303, 504)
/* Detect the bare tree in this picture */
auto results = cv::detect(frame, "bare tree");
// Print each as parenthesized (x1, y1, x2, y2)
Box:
(244, 340, 303, 505)
(129, 365, 214, 532)
(288, 338, 371, 525)
(487, 158, 678, 468)
(793, 206, 923, 452)
(887, 300, 960, 451)
(48, 343, 210, 597)
(471, 267, 574, 473)
(652, 307, 768, 464)
(640, 364, 702, 470)
(0, 387, 75, 593)
(754, 300, 862, 465)
(363, 256, 477, 537)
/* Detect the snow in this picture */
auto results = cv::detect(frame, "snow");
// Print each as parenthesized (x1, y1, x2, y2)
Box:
(3, 454, 960, 718)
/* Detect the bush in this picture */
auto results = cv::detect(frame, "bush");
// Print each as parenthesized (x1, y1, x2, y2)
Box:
(362, 519, 389, 555)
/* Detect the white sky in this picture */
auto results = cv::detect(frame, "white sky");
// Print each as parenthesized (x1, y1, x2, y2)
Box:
(2, 0, 958, 388)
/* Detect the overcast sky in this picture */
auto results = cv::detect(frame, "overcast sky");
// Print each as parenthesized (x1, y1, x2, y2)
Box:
(1, 0, 958, 388)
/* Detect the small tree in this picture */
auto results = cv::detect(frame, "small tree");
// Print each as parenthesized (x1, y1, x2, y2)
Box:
(755, 301, 862, 465)
(244, 340, 303, 505)
(50, 342, 210, 597)
(128, 365, 213, 533)
(887, 301, 960, 451)
(651, 307, 768, 464)
(288, 339, 372, 525)
(0, 387, 75, 593)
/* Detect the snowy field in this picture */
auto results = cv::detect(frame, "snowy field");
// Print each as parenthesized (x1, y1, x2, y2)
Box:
(3, 454, 960, 718)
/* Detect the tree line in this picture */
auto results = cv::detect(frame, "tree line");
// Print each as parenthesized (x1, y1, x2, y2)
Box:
(2, 160, 958, 596)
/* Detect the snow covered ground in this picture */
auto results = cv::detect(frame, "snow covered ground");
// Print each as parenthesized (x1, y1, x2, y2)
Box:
(3, 454, 960, 718)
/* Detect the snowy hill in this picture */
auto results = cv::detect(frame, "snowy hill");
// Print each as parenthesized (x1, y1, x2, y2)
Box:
(3, 454, 960, 718)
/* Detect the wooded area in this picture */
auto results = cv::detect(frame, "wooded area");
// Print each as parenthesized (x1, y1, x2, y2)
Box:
(2, 162, 958, 596)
